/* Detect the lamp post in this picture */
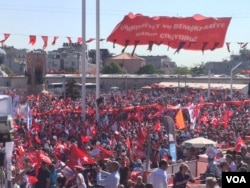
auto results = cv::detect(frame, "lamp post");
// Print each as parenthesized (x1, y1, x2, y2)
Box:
(230, 62, 242, 98)
(95, 0, 101, 122)
(81, 0, 86, 121)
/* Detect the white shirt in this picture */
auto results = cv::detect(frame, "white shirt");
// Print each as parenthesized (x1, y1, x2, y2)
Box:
(96, 170, 120, 188)
(147, 168, 169, 188)
(76, 172, 87, 188)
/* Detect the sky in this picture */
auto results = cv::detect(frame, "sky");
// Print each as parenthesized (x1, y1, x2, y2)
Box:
(1, 0, 250, 67)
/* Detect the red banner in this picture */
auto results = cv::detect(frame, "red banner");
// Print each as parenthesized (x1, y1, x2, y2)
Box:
(107, 13, 231, 52)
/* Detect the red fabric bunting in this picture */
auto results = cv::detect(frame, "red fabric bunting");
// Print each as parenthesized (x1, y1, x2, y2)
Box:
(77, 37, 82, 44)
(86, 38, 95, 43)
(52, 36, 59, 45)
(41, 36, 48, 49)
(29, 35, 36, 46)
(66, 37, 72, 44)
(0, 33, 10, 44)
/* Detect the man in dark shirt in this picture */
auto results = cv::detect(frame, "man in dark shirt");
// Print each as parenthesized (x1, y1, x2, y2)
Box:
(119, 160, 130, 187)
(173, 163, 195, 188)
(35, 161, 50, 188)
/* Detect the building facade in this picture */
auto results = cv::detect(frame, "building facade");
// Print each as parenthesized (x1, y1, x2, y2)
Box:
(47, 45, 83, 73)
(1, 46, 27, 75)
(105, 53, 146, 74)
(204, 49, 250, 75)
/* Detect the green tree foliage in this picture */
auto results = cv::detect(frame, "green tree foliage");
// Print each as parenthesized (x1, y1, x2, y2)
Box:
(136, 64, 156, 74)
(65, 78, 80, 100)
(102, 62, 124, 74)
(173, 66, 190, 75)
(1, 66, 12, 75)
(189, 64, 204, 76)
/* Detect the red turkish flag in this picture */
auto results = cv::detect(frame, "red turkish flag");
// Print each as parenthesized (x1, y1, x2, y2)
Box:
(81, 135, 90, 143)
(92, 145, 114, 159)
(233, 137, 246, 152)
(41, 36, 48, 49)
(52, 36, 58, 45)
(68, 145, 96, 168)
(153, 120, 161, 132)
(126, 136, 131, 150)
(222, 109, 233, 128)
(138, 126, 146, 149)
(29, 35, 36, 45)
(26, 175, 38, 184)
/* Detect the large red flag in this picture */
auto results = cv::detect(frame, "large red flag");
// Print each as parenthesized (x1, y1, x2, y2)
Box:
(68, 145, 96, 168)
(91, 145, 114, 159)
(233, 137, 246, 152)
(222, 109, 233, 128)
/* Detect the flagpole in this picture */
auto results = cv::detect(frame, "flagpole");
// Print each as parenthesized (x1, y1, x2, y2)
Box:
(96, 0, 101, 122)
(81, 0, 86, 121)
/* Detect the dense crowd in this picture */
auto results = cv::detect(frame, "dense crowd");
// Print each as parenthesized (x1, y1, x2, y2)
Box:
(2, 86, 250, 187)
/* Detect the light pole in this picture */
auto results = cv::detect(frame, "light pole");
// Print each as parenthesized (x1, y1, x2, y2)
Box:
(81, 0, 86, 121)
(95, 0, 101, 122)
(230, 62, 242, 98)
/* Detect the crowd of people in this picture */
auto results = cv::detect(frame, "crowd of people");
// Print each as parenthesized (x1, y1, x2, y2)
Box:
(2, 86, 250, 187)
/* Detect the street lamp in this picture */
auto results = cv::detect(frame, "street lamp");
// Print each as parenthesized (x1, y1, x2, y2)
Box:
(230, 62, 242, 98)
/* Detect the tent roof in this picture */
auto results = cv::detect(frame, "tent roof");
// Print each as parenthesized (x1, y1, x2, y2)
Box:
(109, 53, 145, 60)
(153, 82, 247, 90)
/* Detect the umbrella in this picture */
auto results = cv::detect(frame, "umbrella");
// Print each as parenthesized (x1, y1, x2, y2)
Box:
(181, 137, 217, 148)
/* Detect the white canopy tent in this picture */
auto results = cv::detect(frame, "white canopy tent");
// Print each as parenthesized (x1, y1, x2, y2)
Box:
(182, 137, 217, 148)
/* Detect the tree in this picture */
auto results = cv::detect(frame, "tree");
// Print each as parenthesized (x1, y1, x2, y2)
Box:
(65, 78, 80, 100)
(189, 64, 204, 76)
(101, 62, 124, 74)
(173, 66, 190, 75)
(136, 64, 156, 74)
